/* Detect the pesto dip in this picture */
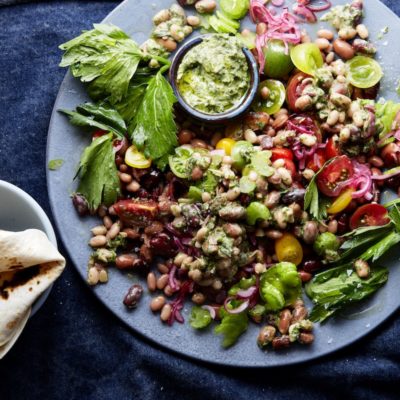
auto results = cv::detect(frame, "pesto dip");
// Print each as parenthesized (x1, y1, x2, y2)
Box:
(177, 34, 250, 114)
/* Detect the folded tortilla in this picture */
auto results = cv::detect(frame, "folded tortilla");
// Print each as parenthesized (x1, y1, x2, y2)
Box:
(0, 229, 65, 359)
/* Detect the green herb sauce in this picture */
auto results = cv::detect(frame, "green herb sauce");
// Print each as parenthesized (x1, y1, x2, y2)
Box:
(177, 34, 250, 114)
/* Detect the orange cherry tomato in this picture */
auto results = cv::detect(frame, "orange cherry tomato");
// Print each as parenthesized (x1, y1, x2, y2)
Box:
(275, 233, 303, 266)
(327, 188, 354, 214)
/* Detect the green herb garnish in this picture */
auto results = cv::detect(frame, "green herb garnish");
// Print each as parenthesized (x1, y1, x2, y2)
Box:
(75, 133, 120, 210)
(48, 159, 64, 170)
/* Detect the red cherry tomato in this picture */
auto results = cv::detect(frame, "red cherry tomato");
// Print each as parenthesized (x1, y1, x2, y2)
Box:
(306, 149, 326, 172)
(92, 130, 107, 140)
(325, 137, 341, 160)
(271, 148, 294, 162)
(286, 72, 310, 112)
(317, 155, 354, 197)
(282, 159, 297, 177)
(349, 204, 390, 230)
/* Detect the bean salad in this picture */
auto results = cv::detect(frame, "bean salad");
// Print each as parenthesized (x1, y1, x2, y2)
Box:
(60, 0, 400, 351)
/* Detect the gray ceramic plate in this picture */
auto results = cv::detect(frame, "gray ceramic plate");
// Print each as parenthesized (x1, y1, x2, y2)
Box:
(47, 0, 400, 367)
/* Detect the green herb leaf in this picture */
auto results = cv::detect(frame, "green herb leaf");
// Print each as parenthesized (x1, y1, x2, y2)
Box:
(214, 311, 248, 348)
(76, 133, 120, 210)
(189, 306, 212, 329)
(60, 103, 126, 138)
(304, 173, 320, 219)
(375, 101, 400, 146)
(48, 159, 64, 171)
(360, 231, 400, 262)
(304, 161, 332, 221)
(389, 205, 400, 232)
(59, 24, 143, 103)
(306, 265, 389, 322)
(129, 71, 178, 164)
(112, 77, 150, 124)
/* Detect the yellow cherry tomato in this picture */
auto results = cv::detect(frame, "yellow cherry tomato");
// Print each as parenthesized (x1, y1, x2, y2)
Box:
(216, 138, 236, 156)
(275, 233, 303, 266)
(327, 189, 354, 215)
(125, 145, 152, 169)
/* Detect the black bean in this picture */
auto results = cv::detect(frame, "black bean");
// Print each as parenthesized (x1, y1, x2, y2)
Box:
(123, 284, 143, 309)
(281, 188, 306, 206)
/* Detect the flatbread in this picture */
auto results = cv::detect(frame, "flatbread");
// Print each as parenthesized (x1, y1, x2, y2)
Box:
(0, 229, 65, 359)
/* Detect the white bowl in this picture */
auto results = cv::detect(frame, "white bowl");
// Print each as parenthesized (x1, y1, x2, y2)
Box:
(0, 180, 57, 316)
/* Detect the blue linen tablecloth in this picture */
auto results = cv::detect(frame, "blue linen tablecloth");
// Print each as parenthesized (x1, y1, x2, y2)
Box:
(1, 1, 400, 399)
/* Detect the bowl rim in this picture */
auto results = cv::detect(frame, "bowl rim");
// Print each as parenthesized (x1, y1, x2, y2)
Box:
(169, 34, 260, 123)
(0, 180, 57, 317)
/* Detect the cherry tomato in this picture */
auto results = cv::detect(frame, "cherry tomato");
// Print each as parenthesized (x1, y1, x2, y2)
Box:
(92, 130, 107, 140)
(325, 137, 340, 160)
(306, 149, 326, 172)
(317, 155, 354, 197)
(262, 40, 294, 79)
(282, 159, 297, 177)
(346, 56, 383, 89)
(270, 148, 294, 162)
(216, 138, 236, 156)
(327, 188, 354, 215)
(125, 145, 152, 169)
(286, 72, 310, 112)
(290, 43, 324, 76)
(220, 0, 249, 19)
(252, 80, 286, 115)
(275, 233, 303, 266)
(349, 204, 390, 230)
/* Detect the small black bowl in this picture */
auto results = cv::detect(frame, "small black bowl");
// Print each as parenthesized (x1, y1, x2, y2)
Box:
(169, 34, 260, 125)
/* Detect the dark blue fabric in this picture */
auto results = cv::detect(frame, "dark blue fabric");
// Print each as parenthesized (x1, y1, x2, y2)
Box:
(1, 1, 400, 399)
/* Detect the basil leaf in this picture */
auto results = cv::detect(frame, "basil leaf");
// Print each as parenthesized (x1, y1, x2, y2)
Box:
(129, 71, 178, 164)
(306, 265, 389, 323)
(60, 24, 143, 103)
(76, 133, 120, 210)
(189, 306, 212, 329)
(214, 312, 248, 348)
(60, 103, 126, 138)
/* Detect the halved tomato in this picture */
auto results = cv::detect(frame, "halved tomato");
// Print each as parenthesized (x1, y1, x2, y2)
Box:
(270, 148, 294, 162)
(325, 137, 341, 160)
(349, 204, 390, 230)
(286, 72, 310, 112)
(317, 155, 354, 197)
(282, 159, 297, 177)
(306, 149, 326, 172)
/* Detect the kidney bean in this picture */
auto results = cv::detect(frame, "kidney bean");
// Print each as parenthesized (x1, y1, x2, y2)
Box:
(336, 214, 349, 235)
(150, 296, 166, 312)
(298, 270, 313, 283)
(333, 39, 354, 60)
(281, 188, 306, 206)
(272, 335, 290, 350)
(303, 259, 322, 273)
(278, 309, 292, 335)
(123, 284, 143, 309)
(298, 332, 314, 345)
(149, 233, 178, 257)
(160, 304, 172, 322)
(72, 193, 89, 216)
(116, 254, 137, 269)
